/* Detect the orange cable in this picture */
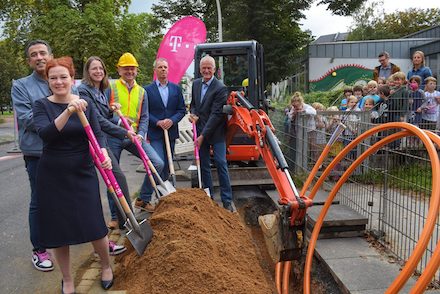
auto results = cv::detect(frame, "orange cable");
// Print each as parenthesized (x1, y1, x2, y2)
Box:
(282, 260, 291, 294)
(303, 122, 440, 294)
(409, 130, 440, 293)
(275, 261, 282, 294)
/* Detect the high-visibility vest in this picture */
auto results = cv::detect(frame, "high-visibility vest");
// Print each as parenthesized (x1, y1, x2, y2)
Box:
(109, 79, 145, 132)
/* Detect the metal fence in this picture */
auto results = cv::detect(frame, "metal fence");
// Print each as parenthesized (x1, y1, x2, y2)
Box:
(269, 109, 440, 287)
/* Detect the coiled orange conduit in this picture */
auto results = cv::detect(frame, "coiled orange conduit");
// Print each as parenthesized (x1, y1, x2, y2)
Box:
(302, 122, 440, 294)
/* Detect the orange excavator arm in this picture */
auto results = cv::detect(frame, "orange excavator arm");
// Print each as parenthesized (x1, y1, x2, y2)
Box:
(225, 91, 313, 224)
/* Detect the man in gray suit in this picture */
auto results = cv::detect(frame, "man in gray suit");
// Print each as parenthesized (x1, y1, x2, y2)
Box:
(189, 55, 233, 211)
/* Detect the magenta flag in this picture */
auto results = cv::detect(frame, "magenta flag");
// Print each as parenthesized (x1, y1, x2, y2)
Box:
(154, 16, 207, 83)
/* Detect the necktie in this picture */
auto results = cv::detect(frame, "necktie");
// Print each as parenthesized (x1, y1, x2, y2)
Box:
(201, 82, 208, 103)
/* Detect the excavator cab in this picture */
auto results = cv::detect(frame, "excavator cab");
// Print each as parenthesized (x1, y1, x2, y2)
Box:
(194, 40, 267, 112)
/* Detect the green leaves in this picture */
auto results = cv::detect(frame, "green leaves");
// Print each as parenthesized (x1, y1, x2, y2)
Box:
(0, 0, 162, 104)
(347, 2, 440, 41)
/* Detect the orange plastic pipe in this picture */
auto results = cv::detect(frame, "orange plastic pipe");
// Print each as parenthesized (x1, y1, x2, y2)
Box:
(300, 122, 345, 197)
(275, 262, 282, 294)
(299, 144, 331, 197)
(304, 130, 410, 294)
(303, 123, 440, 294)
(409, 130, 440, 293)
(282, 261, 291, 294)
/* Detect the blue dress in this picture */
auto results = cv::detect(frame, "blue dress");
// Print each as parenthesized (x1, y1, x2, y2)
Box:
(33, 97, 108, 248)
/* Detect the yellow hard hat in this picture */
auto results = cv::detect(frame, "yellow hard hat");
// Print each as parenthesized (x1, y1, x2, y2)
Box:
(242, 78, 249, 87)
(117, 52, 139, 67)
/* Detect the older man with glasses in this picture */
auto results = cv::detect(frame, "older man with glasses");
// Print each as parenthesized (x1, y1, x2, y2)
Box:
(373, 51, 401, 82)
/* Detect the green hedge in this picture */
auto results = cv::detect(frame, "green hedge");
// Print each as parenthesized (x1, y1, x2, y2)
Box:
(273, 89, 345, 110)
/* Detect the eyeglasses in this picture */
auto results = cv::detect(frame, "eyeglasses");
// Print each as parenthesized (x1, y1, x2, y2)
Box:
(379, 58, 387, 62)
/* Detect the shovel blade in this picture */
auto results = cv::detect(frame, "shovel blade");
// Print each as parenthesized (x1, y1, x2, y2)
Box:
(157, 180, 176, 197)
(125, 219, 153, 256)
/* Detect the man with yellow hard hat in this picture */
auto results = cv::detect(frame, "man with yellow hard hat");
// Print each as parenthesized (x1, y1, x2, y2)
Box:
(106, 52, 164, 213)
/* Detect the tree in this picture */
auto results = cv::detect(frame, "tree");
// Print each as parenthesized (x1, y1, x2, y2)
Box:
(152, 0, 366, 84)
(0, 0, 162, 85)
(347, 2, 440, 41)
(0, 40, 29, 106)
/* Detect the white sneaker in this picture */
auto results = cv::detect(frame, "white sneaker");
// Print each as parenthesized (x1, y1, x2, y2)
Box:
(109, 241, 127, 256)
(32, 250, 54, 272)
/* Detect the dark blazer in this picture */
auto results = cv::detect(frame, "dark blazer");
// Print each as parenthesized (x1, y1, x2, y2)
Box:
(78, 83, 127, 140)
(190, 77, 228, 144)
(145, 81, 186, 141)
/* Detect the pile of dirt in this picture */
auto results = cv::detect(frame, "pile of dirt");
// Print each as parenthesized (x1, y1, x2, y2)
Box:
(115, 188, 276, 294)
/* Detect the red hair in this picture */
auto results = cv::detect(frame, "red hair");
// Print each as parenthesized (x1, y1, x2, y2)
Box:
(45, 56, 75, 78)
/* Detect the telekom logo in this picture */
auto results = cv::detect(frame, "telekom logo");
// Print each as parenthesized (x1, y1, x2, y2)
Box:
(169, 36, 182, 52)
(169, 35, 197, 52)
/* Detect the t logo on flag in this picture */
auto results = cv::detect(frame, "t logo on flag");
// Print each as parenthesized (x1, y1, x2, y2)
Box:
(154, 16, 207, 84)
(169, 36, 182, 52)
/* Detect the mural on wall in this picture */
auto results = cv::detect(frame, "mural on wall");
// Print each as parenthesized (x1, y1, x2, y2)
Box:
(309, 64, 373, 92)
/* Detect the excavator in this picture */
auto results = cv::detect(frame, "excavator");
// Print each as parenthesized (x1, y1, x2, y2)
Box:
(193, 41, 314, 292)
(193, 41, 440, 294)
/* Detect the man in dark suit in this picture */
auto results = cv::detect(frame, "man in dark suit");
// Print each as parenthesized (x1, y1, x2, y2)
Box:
(189, 55, 233, 211)
(145, 58, 186, 181)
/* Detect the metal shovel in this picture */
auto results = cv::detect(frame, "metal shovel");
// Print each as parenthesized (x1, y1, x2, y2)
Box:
(191, 121, 210, 196)
(78, 111, 153, 255)
(115, 109, 176, 197)
(163, 129, 177, 186)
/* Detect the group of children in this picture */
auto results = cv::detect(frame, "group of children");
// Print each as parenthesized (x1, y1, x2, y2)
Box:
(284, 73, 439, 179)
(339, 72, 440, 131)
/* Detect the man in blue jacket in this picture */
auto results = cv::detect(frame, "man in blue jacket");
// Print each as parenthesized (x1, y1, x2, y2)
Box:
(144, 58, 186, 182)
(11, 39, 54, 272)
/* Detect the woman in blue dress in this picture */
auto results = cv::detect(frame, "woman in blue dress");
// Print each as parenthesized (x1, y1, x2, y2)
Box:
(33, 57, 114, 293)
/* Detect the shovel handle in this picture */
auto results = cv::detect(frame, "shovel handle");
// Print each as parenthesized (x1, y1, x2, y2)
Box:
(163, 129, 175, 175)
(115, 109, 167, 188)
(191, 121, 202, 189)
(76, 111, 132, 214)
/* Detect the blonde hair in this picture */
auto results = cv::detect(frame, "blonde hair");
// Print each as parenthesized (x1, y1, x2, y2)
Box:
(391, 71, 406, 82)
(367, 80, 378, 88)
(424, 76, 437, 84)
(412, 50, 425, 66)
(327, 106, 339, 111)
(290, 91, 304, 104)
(347, 95, 358, 103)
(312, 102, 325, 110)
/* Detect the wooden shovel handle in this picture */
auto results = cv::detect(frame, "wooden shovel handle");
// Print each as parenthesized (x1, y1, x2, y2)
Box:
(163, 129, 175, 175)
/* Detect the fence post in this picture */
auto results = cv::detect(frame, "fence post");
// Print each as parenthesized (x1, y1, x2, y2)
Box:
(7, 104, 21, 154)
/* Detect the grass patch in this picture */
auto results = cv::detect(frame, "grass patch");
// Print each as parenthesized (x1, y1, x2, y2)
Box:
(352, 164, 432, 194)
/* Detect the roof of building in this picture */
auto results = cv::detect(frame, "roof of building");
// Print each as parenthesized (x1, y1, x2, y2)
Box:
(402, 25, 440, 39)
(311, 32, 349, 44)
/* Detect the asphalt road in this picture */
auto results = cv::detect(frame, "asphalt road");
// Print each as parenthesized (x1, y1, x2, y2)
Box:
(0, 113, 154, 294)
(0, 140, 108, 294)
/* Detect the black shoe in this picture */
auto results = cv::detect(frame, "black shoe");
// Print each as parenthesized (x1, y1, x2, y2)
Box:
(223, 202, 234, 212)
(101, 268, 114, 290)
(101, 279, 114, 290)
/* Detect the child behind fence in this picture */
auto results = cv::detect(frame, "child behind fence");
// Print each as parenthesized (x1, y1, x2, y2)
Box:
(312, 102, 327, 160)
(407, 75, 424, 127)
(326, 106, 344, 179)
(419, 76, 439, 130)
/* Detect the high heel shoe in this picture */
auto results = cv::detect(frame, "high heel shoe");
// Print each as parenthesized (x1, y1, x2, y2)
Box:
(101, 268, 114, 290)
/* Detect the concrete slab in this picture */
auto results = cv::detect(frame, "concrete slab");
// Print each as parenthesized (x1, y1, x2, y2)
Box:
(324, 255, 415, 293)
(308, 204, 368, 227)
(311, 188, 340, 205)
(315, 238, 380, 259)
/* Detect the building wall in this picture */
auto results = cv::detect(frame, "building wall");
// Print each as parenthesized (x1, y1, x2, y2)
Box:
(308, 38, 436, 91)
(308, 58, 412, 91)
